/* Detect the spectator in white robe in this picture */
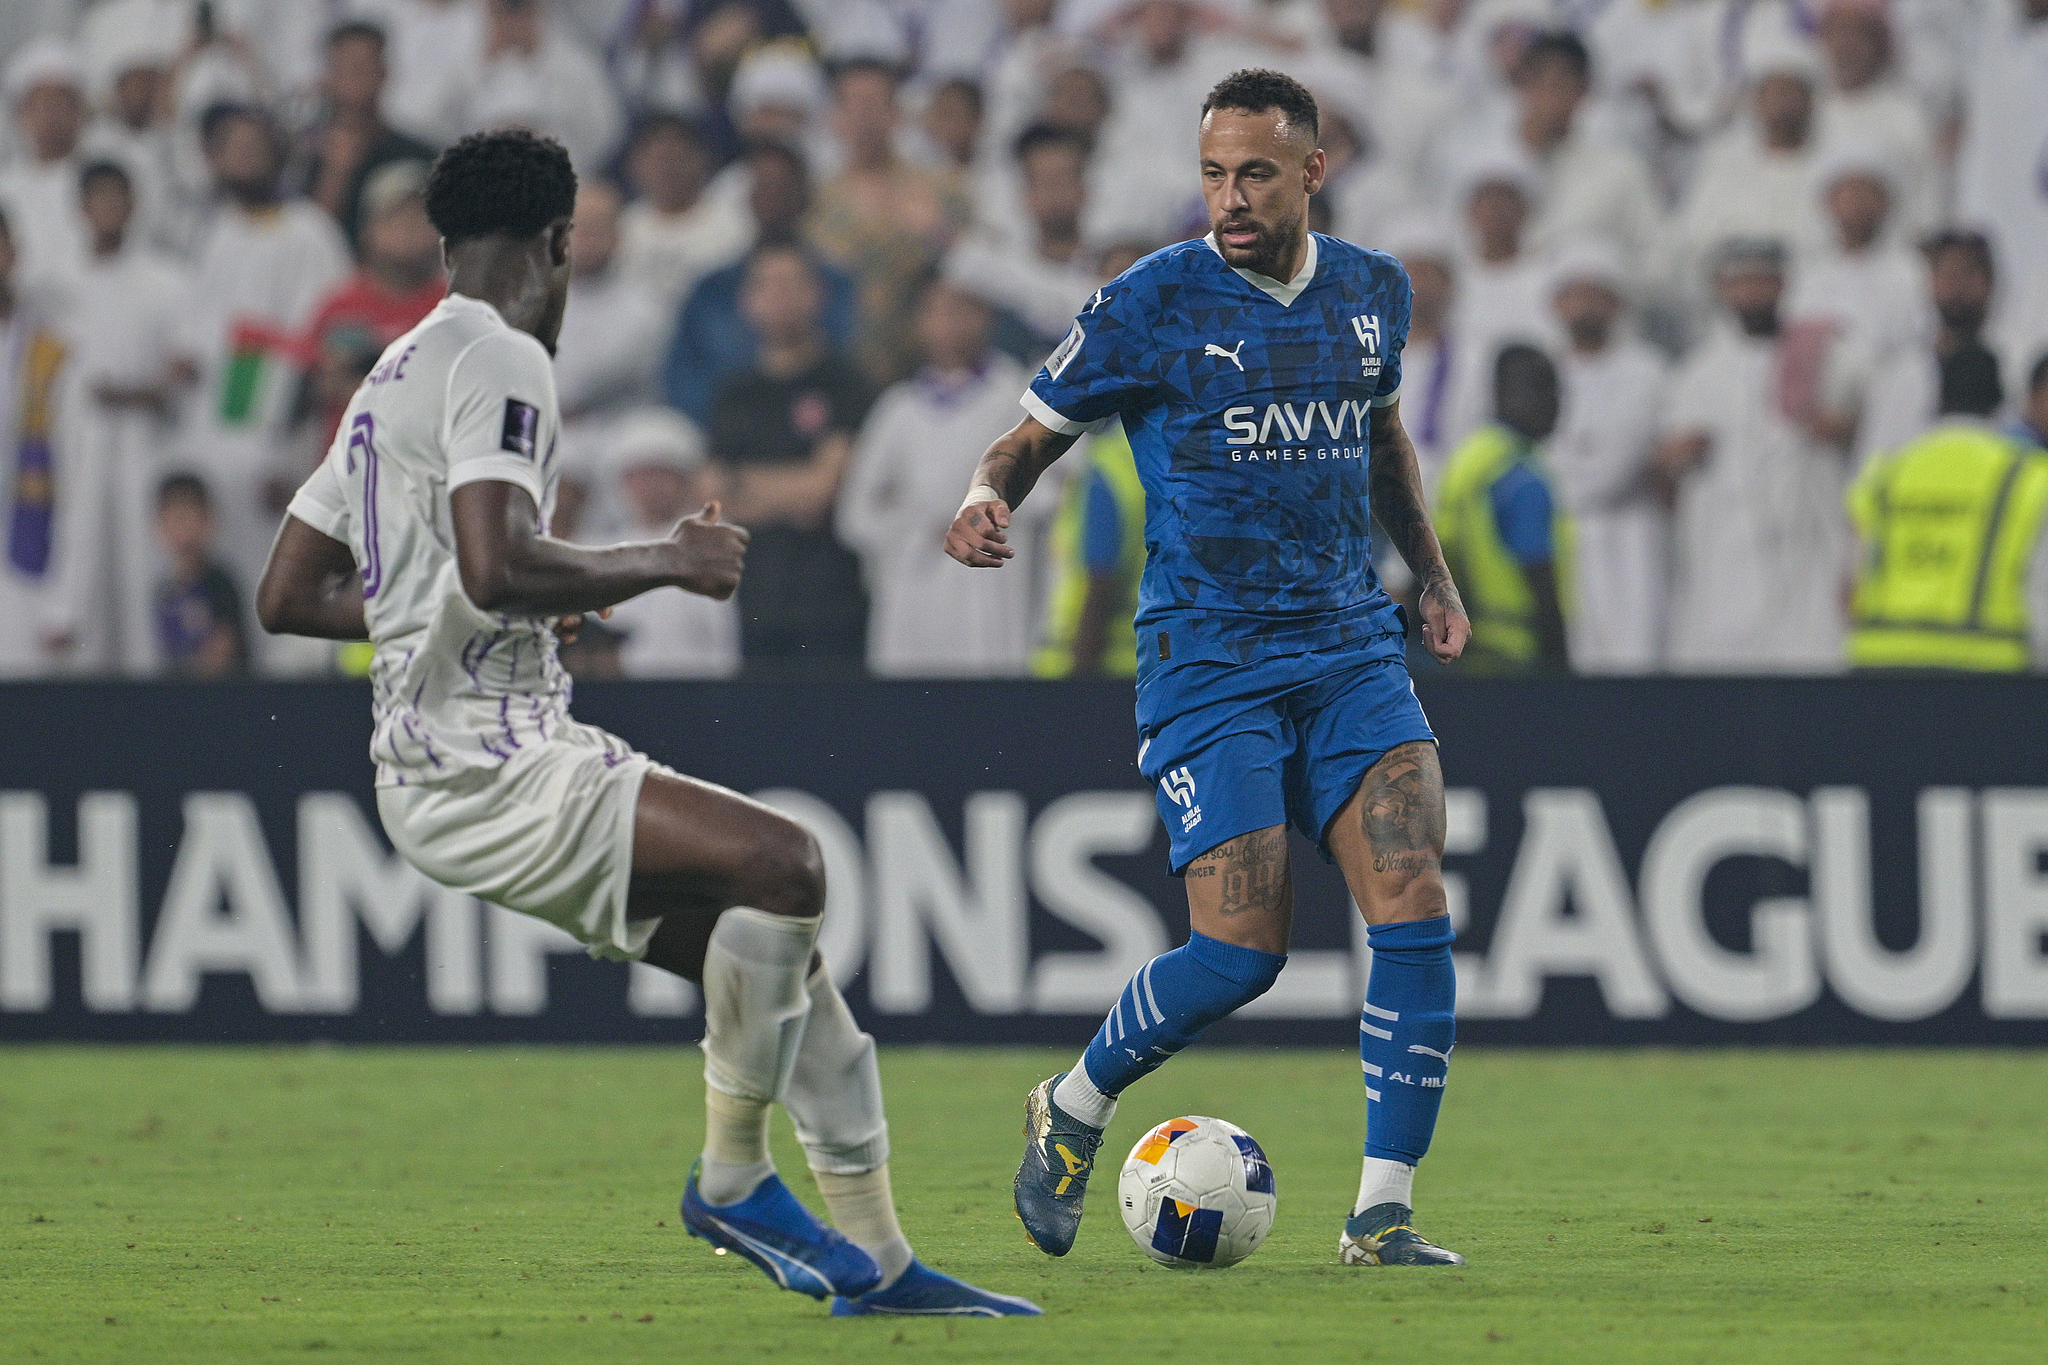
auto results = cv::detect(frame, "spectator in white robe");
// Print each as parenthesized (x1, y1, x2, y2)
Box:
(1546, 239, 1669, 674)
(596, 406, 741, 680)
(1840, 227, 2009, 472)
(977, 0, 1073, 179)
(353, 0, 485, 150)
(1299, 0, 1456, 188)
(1081, 1, 1245, 246)
(0, 39, 89, 310)
(1811, 0, 1937, 241)
(453, 0, 623, 174)
(1495, 30, 1663, 278)
(76, 23, 186, 255)
(1653, 239, 1850, 674)
(1448, 151, 1562, 416)
(1318, 96, 1423, 251)
(838, 276, 1050, 677)
(1955, 0, 2048, 402)
(173, 102, 350, 600)
(1432, 0, 1552, 129)
(1381, 213, 1471, 490)
(944, 123, 1099, 358)
(682, 42, 832, 233)
(615, 113, 751, 311)
(46, 160, 192, 675)
(553, 178, 673, 539)
(1784, 141, 1933, 464)
(1663, 35, 1825, 329)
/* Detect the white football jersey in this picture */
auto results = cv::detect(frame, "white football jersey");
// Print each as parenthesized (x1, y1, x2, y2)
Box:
(287, 292, 598, 786)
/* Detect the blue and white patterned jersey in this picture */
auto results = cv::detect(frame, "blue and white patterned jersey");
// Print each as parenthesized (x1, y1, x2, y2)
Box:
(1024, 232, 1411, 666)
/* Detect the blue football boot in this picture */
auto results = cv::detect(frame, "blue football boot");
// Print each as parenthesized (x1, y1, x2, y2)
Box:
(830, 1259, 1043, 1317)
(682, 1163, 883, 1299)
(1338, 1202, 1467, 1266)
(1012, 1073, 1102, 1256)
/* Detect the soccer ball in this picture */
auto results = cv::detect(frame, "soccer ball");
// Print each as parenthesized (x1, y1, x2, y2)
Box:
(1117, 1115, 1276, 1269)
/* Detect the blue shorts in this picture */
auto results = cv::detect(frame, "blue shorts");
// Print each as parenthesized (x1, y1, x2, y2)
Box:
(1136, 645, 1435, 874)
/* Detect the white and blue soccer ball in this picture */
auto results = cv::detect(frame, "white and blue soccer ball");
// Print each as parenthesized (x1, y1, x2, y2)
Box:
(1117, 1115, 1277, 1269)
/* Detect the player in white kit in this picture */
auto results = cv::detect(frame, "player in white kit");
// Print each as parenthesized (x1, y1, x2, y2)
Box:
(254, 130, 1035, 1318)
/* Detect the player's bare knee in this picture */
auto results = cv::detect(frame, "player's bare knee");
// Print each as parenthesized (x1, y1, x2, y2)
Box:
(1361, 865, 1448, 927)
(738, 818, 826, 919)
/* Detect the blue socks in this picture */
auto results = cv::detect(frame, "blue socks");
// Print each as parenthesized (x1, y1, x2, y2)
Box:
(1359, 917, 1457, 1165)
(1073, 931, 1286, 1103)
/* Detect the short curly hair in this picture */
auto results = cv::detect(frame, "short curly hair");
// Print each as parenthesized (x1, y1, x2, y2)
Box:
(1202, 68, 1319, 144)
(424, 129, 577, 247)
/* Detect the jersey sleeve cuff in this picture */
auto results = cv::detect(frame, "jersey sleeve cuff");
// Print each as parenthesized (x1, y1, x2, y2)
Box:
(286, 491, 349, 542)
(448, 456, 548, 506)
(1371, 384, 1402, 408)
(1020, 388, 1096, 437)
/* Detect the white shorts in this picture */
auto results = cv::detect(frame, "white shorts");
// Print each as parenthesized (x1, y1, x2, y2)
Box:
(376, 721, 672, 961)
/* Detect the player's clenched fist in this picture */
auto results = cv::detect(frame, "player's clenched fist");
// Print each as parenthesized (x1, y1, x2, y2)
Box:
(945, 496, 1015, 568)
(669, 502, 749, 599)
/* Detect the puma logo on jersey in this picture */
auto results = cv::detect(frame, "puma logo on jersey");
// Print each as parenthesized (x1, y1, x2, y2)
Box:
(1407, 1044, 1453, 1062)
(1204, 340, 1246, 371)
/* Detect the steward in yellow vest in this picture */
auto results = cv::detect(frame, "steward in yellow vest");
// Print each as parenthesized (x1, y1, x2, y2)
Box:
(1432, 344, 1572, 673)
(1033, 425, 1145, 677)
(1848, 409, 2048, 672)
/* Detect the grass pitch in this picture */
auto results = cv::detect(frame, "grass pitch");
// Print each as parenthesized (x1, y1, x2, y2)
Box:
(3, 1046, 2043, 1364)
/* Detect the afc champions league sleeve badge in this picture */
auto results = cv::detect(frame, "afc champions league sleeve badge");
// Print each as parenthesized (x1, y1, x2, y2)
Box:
(1351, 314, 1382, 382)
(500, 398, 540, 459)
(1047, 319, 1086, 379)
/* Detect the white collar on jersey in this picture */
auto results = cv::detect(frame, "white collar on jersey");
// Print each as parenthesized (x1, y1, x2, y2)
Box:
(1205, 231, 1318, 307)
(438, 290, 510, 327)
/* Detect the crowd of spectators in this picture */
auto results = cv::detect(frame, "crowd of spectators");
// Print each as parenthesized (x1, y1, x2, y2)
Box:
(0, 0, 2043, 680)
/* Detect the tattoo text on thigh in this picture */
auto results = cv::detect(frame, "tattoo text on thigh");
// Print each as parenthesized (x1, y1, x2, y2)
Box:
(1190, 826, 1289, 917)
(1361, 741, 1446, 876)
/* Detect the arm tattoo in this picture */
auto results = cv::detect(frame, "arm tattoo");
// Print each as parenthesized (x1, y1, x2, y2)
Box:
(1189, 826, 1292, 918)
(972, 428, 1067, 513)
(1360, 741, 1447, 880)
(1369, 405, 1465, 618)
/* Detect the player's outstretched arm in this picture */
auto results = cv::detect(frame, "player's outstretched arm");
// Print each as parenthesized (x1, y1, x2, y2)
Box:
(257, 515, 368, 640)
(943, 415, 1080, 568)
(451, 479, 748, 616)
(1368, 400, 1470, 665)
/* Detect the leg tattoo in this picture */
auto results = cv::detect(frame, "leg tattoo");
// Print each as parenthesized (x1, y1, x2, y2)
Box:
(1359, 742, 1446, 884)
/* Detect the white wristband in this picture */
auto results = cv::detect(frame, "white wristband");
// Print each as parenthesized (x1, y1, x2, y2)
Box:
(959, 484, 1004, 515)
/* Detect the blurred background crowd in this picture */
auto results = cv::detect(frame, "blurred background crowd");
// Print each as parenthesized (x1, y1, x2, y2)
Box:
(0, 0, 2043, 682)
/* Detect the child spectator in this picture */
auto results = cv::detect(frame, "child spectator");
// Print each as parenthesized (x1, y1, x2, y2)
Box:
(152, 472, 247, 679)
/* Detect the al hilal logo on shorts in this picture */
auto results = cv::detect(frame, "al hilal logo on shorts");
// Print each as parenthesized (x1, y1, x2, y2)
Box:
(1161, 766, 1201, 833)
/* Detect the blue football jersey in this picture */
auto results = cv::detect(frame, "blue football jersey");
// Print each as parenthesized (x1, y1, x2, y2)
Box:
(1025, 233, 1411, 666)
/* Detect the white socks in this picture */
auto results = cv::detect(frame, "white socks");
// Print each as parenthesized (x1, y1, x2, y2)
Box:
(1354, 1156, 1416, 1215)
(697, 908, 820, 1205)
(782, 960, 912, 1286)
(815, 1167, 914, 1287)
(783, 962, 889, 1173)
(1051, 1061, 1118, 1130)
(698, 1086, 775, 1205)
(694, 932, 918, 1289)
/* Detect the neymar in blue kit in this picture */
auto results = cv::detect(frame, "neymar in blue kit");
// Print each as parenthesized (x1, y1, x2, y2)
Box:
(944, 69, 1473, 1267)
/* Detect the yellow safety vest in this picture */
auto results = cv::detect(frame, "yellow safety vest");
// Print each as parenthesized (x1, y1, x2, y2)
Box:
(1432, 423, 1572, 669)
(1847, 423, 2048, 671)
(1034, 427, 1145, 677)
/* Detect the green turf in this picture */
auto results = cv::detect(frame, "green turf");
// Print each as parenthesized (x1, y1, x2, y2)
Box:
(2, 1046, 2043, 1364)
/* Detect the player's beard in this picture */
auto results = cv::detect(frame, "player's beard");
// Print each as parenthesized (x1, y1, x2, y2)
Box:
(1213, 207, 1303, 282)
